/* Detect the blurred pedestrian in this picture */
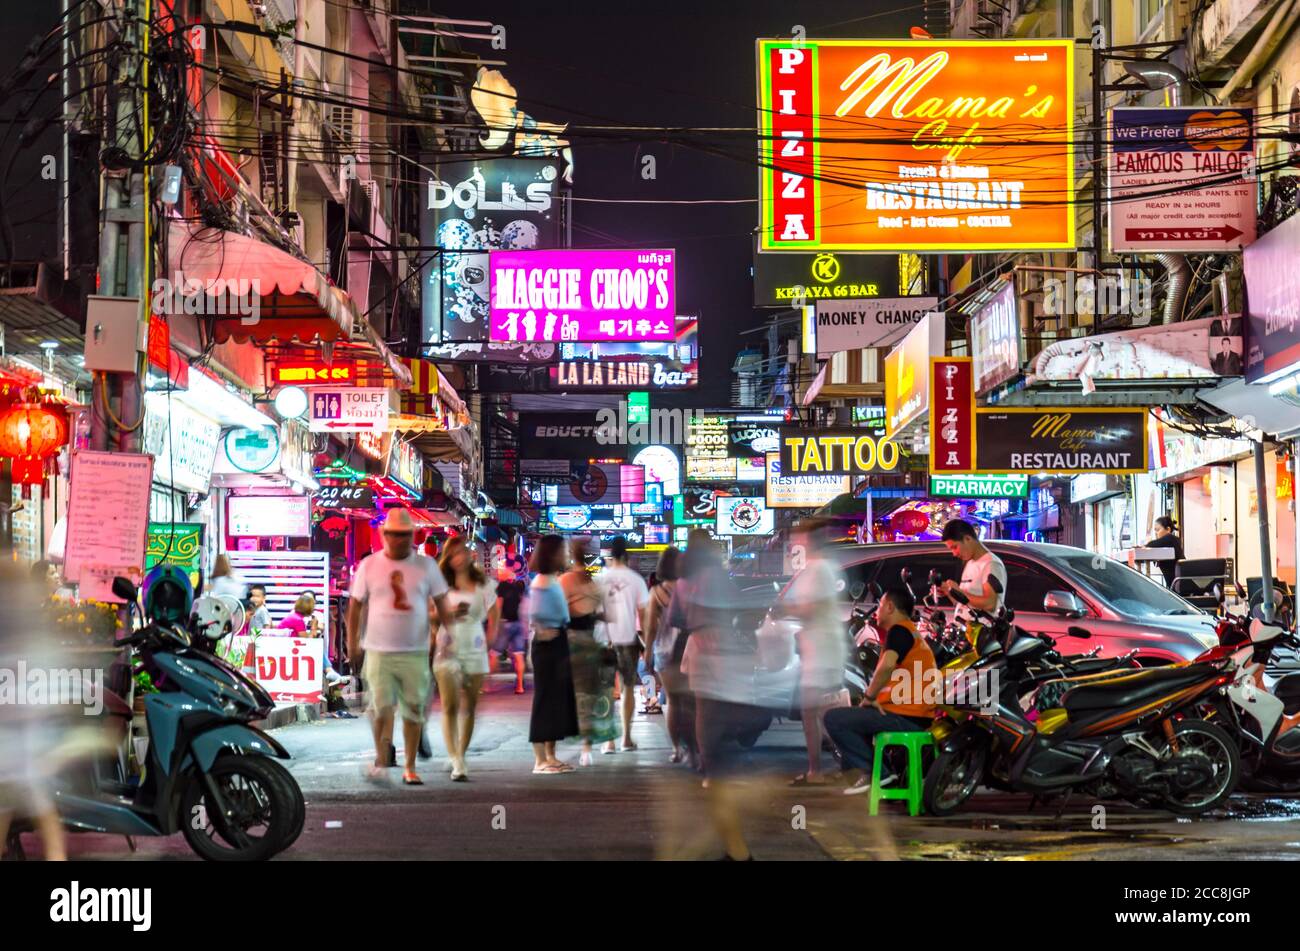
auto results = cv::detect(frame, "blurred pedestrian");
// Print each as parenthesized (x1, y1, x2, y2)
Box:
(209, 553, 246, 600)
(491, 566, 529, 694)
(669, 529, 755, 860)
(0, 567, 67, 860)
(597, 535, 649, 750)
(564, 540, 620, 765)
(644, 546, 694, 764)
(433, 536, 498, 781)
(345, 508, 455, 786)
(786, 519, 849, 786)
(527, 536, 579, 774)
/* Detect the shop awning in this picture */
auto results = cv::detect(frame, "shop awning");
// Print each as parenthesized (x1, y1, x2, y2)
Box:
(1201, 377, 1300, 441)
(165, 222, 412, 389)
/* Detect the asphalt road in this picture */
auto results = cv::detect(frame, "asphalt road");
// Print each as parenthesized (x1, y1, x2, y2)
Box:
(26, 676, 1300, 860)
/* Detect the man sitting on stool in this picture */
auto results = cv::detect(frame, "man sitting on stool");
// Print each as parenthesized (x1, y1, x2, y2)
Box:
(825, 586, 937, 796)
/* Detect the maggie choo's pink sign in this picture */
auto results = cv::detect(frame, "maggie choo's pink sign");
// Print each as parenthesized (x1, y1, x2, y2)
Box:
(489, 249, 676, 342)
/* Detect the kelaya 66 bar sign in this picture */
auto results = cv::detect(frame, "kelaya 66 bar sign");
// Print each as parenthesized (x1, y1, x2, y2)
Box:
(780, 428, 902, 476)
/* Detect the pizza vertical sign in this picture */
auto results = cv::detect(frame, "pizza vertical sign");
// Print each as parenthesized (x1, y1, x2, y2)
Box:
(757, 39, 1076, 252)
(928, 356, 974, 474)
(1109, 107, 1256, 252)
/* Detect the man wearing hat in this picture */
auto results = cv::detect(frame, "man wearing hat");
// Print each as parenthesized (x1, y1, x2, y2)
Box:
(347, 508, 456, 785)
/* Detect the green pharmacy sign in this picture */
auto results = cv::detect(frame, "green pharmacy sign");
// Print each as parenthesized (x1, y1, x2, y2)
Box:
(930, 474, 1029, 499)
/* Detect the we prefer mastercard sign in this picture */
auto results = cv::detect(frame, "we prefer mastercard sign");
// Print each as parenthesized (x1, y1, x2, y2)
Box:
(756, 39, 1075, 252)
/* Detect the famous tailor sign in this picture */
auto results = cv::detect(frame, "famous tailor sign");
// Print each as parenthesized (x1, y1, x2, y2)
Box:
(1109, 107, 1256, 253)
(756, 39, 1075, 252)
(489, 249, 676, 343)
(972, 409, 1148, 474)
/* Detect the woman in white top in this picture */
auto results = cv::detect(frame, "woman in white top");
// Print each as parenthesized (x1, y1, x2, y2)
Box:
(433, 537, 499, 781)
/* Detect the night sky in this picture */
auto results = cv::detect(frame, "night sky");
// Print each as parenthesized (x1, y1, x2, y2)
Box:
(472, 1, 918, 406)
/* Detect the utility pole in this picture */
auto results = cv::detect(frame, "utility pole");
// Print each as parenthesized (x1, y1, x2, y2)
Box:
(91, 0, 150, 455)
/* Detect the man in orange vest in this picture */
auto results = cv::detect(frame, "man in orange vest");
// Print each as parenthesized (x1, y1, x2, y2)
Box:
(824, 585, 938, 796)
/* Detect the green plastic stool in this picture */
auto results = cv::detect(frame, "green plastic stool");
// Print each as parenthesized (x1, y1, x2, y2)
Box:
(868, 731, 934, 817)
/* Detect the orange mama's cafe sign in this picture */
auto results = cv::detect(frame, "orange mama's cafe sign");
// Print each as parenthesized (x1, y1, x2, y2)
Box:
(757, 39, 1075, 252)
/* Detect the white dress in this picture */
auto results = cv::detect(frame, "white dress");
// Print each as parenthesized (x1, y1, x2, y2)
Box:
(435, 581, 495, 677)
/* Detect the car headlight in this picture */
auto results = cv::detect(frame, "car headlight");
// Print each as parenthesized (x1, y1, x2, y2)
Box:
(1192, 631, 1220, 650)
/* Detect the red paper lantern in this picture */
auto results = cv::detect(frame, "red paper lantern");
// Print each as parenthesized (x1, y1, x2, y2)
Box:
(891, 509, 931, 537)
(0, 402, 69, 486)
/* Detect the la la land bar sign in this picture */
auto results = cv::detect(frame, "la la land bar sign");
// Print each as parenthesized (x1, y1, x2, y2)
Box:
(779, 428, 902, 476)
(489, 249, 676, 343)
(552, 358, 696, 389)
(757, 39, 1075, 252)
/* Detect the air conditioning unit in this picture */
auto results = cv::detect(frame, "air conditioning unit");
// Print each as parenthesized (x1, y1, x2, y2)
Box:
(326, 104, 354, 145)
(358, 180, 390, 247)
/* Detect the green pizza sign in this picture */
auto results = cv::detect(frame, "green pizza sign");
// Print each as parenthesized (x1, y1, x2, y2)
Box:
(930, 474, 1029, 499)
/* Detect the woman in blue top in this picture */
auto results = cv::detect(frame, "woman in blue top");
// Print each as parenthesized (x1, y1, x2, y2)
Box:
(527, 535, 580, 773)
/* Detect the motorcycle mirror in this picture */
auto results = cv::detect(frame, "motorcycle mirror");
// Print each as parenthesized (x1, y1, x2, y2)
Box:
(849, 581, 866, 601)
(1066, 625, 1092, 639)
(867, 582, 882, 599)
(927, 569, 943, 585)
(899, 567, 912, 583)
(111, 576, 138, 602)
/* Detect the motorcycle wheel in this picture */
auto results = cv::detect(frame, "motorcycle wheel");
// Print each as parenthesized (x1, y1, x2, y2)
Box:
(1157, 719, 1240, 816)
(180, 756, 300, 862)
(259, 758, 306, 851)
(923, 743, 987, 816)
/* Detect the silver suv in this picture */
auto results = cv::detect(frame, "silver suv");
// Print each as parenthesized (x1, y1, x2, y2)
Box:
(824, 541, 1219, 664)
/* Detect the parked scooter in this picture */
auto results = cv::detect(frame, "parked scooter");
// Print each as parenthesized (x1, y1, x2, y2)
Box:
(925, 586, 1240, 817)
(1194, 610, 1300, 793)
(44, 573, 305, 861)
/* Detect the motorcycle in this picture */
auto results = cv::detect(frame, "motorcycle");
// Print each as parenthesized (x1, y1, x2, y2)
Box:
(1194, 609, 1300, 794)
(924, 585, 1240, 817)
(26, 574, 305, 862)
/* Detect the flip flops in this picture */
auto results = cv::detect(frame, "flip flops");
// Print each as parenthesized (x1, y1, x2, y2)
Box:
(403, 770, 424, 785)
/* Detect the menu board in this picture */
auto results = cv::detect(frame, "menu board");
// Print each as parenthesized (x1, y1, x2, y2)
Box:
(64, 451, 154, 600)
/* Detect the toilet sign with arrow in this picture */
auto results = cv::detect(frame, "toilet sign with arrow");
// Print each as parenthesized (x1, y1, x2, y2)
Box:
(307, 387, 390, 433)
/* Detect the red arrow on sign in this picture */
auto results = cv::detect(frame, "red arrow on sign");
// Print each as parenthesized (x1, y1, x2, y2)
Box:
(324, 420, 376, 429)
(1124, 225, 1243, 242)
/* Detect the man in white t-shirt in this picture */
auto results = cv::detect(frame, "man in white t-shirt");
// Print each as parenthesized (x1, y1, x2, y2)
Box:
(346, 508, 454, 785)
(939, 518, 1007, 629)
(597, 536, 650, 750)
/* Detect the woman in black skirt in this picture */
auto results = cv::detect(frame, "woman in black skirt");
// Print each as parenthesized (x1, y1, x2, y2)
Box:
(528, 535, 580, 773)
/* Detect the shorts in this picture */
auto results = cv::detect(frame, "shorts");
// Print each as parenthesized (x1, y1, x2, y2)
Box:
(492, 620, 528, 655)
(695, 697, 762, 779)
(614, 642, 642, 686)
(363, 650, 431, 724)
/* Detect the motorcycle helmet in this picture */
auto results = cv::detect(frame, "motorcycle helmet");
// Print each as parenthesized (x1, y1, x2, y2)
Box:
(143, 564, 194, 625)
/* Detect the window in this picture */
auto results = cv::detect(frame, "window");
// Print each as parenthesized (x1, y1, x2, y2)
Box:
(1002, 556, 1081, 615)
(867, 554, 961, 605)
(1137, 0, 1164, 33)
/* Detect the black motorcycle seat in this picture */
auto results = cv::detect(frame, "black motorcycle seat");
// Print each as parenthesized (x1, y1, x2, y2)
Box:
(1061, 664, 1213, 714)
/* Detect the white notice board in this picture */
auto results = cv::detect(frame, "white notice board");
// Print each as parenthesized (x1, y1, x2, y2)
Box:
(64, 451, 154, 596)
